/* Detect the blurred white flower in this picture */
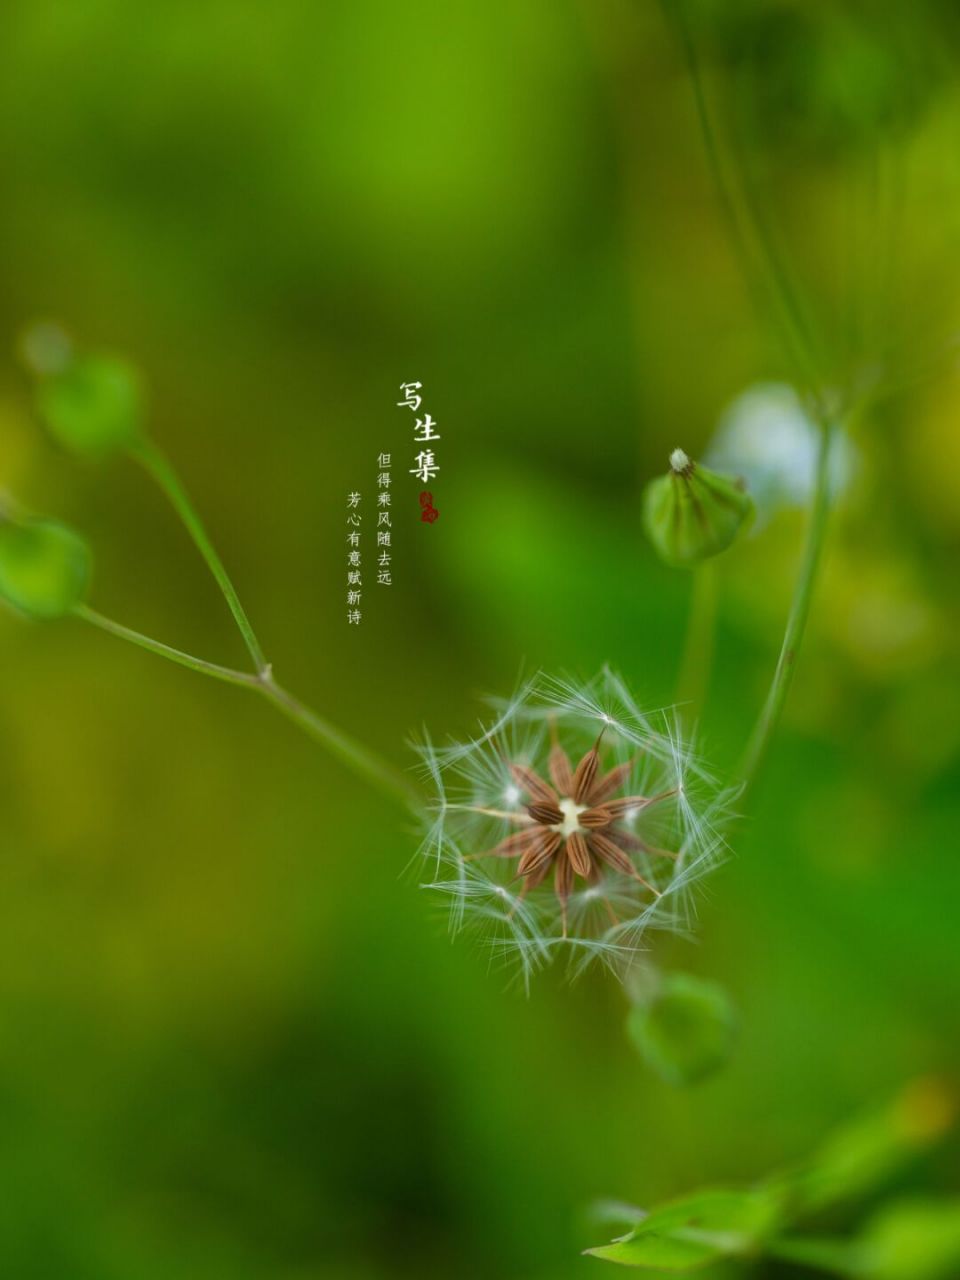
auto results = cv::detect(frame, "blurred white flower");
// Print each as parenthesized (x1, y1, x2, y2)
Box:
(706, 383, 856, 525)
(413, 670, 733, 988)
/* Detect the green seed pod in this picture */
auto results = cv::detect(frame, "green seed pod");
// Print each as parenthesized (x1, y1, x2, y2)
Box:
(643, 448, 754, 569)
(35, 353, 143, 458)
(0, 517, 92, 619)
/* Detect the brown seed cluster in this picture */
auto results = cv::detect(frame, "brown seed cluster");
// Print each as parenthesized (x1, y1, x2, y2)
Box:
(477, 731, 676, 936)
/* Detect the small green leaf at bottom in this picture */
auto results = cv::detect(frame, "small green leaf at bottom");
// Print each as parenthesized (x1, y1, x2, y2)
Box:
(585, 1186, 784, 1270)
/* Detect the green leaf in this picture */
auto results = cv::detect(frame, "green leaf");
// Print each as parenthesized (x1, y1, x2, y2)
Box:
(585, 1187, 783, 1270)
(35, 354, 143, 457)
(0, 518, 92, 619)
(859, 1198, 960, 1280)
(778, 1079, 956, 1218)
(627, 974, 737, 1087)
(585, 1084, 957, 1274)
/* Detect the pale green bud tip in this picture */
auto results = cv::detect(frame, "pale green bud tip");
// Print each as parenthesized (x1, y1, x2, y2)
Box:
(0, 516, 92, 620)
(643, 449, 754, 569)
(18, 322, 74, 377)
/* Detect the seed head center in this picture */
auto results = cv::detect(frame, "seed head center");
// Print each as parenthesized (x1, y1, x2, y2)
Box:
(552, 796, 588, 840)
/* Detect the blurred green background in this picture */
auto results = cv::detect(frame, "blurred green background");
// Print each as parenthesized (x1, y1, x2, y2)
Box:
(1, 0, 959, 1275)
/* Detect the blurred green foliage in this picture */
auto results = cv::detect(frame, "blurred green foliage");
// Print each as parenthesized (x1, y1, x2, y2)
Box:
(1, 0, 959, 1277)
(587, 1079, 958, 1273)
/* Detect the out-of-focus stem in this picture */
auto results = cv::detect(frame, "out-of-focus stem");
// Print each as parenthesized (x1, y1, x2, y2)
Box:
(675, 561, 717, 725)
(739, 421, 834, 794)
(255, 676, 418, 811)
(663, 0, 840, 795)
(666, 0, 825, 406)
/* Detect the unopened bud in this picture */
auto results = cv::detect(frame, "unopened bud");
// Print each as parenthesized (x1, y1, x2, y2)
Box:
(643, 449, 754, 569)
(33, 351, 143, 458)
(0, 516, 92, 619)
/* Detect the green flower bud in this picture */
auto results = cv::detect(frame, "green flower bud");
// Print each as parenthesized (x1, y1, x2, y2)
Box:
(643, 448, 754, 569)
(34, 353, 143, 458)
(626, 972, 737, 1087)
(0, 517, 92, 619)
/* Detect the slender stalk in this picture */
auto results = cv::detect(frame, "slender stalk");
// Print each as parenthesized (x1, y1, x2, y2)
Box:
(255, 677, 418, 811)
(73, 605, 418, 811)
(131, 440, 268, 674)
(666, 0, 825, 406)
(675, 561, 718, 724)
(665, 1, 841, 794)
(739, 421, 834, 792)
(75, 604, 260, 689)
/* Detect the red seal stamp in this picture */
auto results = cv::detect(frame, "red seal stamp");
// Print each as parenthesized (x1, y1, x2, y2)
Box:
(419, 491, 439, 523)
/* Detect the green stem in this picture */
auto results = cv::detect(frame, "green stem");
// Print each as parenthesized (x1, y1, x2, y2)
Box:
(665, 1, 842, 796)
(676, 561, 718, 724)
(75, 604, 261, 689)
(74, 605, 418, 812)
(666, 0, 824, 407)
(739, 421, 834, 793)
(255, 677, 418, 811)
(131, 440, 268, 674)
(766, 1234, 862, 1276)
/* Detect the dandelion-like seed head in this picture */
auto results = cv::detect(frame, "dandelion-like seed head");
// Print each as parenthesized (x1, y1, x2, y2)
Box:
(414, 671, 733, 987)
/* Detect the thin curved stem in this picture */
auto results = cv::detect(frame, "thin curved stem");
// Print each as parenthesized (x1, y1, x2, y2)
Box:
(665, 0, 825, 408)
(255, 677, 418, 811)
(739, 421, 835, 793)
(73, 605, 418, 812)
(75, 605, 261, 689)
(664, 0, 840, 795)
(131, 439, 268, 674)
